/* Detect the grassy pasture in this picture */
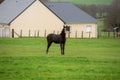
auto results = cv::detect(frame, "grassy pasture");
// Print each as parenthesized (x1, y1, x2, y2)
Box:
(50, 0, 113, 5)
(0, 38, 120, 80)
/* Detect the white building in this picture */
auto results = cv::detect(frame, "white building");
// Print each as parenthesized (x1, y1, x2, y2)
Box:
(0, 0, 97, 38)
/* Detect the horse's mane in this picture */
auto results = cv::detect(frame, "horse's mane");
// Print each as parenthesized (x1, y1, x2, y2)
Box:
(60, 26, 66, 38)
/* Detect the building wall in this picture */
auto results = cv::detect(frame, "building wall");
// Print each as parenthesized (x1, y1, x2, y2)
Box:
(0, 24, 10, 37)
(10, 0, 64, 37)
(66, 23, 97, 38)
(4, 0, 97, 38)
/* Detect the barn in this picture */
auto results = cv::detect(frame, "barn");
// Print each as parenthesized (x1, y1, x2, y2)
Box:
(0, 0, 97, 38)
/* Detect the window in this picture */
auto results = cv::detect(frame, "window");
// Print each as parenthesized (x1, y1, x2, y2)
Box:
(86, 25, 92, 33)
(66, 26, 70, 32)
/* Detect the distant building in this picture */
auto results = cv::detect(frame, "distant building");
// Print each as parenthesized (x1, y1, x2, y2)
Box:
(0, 0, 97, 38)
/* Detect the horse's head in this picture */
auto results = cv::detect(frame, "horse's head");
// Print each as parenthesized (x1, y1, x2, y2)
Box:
(63, 25, 67, 28)
(60, 25, 67, 37)
(63, 25, 67, 32)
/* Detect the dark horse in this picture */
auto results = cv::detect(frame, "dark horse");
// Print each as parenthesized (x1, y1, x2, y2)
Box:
(46, 25, 66, 55)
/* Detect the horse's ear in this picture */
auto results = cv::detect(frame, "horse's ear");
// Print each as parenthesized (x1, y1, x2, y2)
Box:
(63, 25, 67, 28)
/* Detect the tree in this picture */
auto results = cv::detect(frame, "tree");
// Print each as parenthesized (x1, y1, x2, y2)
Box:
(0, 0, 4, 4)
(96, 5, 108, 18)
(76, 4, 108, 19)
(76, 4, 97, 18)
(104, 0, 120, 31)
(41, 0, 50, 3)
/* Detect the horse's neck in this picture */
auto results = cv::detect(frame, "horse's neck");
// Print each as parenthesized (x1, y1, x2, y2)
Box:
(60, 29, 65, 38)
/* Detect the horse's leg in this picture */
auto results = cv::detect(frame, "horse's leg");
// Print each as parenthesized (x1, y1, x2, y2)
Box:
(63, 43, 65, 55)
(46, 42, 52, 54)
(60, 44, 64, 55)
(60, 44, 63, 55)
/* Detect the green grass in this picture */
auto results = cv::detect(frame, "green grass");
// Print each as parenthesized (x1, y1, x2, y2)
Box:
(0, 38, 120, 80)
(50, 0, 113, 5)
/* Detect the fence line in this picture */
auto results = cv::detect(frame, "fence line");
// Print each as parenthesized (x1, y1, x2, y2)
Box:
(1, 29, 119, 38)
(98, 31, 120, 38)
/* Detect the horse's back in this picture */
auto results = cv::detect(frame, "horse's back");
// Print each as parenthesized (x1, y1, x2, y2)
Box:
(47, 34, 62, 43)
(47, 34, 54, 41)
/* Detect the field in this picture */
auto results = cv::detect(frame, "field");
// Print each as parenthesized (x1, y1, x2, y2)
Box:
(0, 38, 120, 80)
(50, 0, 113, 5)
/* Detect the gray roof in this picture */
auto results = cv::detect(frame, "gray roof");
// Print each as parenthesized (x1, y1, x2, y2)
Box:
(0, 0, 97, 25)
(0, 0, 35, 24)
(45, 2, 97, 24)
